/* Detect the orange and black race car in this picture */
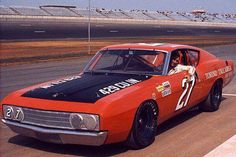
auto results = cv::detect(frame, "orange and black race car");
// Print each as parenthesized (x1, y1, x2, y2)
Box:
(1, 43, 234, 149)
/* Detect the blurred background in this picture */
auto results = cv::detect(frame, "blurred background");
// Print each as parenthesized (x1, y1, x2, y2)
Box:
(1, 0, 236, 65)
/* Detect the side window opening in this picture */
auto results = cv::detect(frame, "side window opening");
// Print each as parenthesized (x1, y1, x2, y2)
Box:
(168, 49, 185, 73)
(168, 49, 198, 76)
(186, 49, 199, 67)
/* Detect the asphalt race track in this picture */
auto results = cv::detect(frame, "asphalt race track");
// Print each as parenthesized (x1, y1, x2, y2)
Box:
(0, 44, 236, 157)
(1, 20, 236, 40)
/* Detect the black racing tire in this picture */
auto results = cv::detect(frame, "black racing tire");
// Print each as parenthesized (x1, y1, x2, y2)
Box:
(200, 80, 222, 112)
(125, 101, 158, 149)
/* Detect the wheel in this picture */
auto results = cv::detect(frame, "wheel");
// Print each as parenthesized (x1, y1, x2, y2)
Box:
(126, 101, 158, 149)
(200, 80, 222, 112)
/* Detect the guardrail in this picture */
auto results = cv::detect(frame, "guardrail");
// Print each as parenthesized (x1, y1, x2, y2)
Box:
(1, 15, 236, 28)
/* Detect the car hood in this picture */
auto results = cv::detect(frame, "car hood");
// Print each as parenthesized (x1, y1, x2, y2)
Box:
(22, 73, 151, 103)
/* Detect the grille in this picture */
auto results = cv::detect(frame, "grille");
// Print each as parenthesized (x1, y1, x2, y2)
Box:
(22, 108, 73, 129)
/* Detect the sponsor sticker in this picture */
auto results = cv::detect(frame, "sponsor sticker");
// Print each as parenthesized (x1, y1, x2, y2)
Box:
(218, 66, 232, 75)
(163, 81, 171, 89)
(205, 66, 232, 80)
(156, 85, 164, 92)
(40, 75, 81, 89)
(99, 78, 141, 95)
(156, 81, 171, 94)
(162, 88, 171, 97)
(205, 70, 218, 80)
(157, 81, 171, 97)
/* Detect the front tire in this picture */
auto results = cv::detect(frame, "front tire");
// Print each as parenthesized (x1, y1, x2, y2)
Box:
(126, 101, 158, 149)
(200, 80, 222, 112)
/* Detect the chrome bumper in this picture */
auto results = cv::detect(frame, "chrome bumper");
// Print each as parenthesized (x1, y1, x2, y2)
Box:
(2, 119, 107, 146)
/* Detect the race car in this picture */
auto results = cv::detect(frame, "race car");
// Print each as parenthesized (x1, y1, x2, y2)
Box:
(1, 43, 234, 149)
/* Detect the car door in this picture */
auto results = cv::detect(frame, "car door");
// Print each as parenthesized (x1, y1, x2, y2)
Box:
(157, 49, 202, 121)
(174, 49, 203, 110)
(184, 49, 203, 105)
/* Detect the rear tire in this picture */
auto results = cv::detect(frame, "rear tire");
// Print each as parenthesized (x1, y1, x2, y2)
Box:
(200, 80, 222, 112)
(126, 101, 158, 149)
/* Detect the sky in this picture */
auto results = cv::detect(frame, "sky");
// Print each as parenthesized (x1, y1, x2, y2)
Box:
(1, 0, 236, 13)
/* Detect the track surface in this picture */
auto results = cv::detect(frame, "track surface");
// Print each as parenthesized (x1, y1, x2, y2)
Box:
(0, 44, 236, 157)
(1, 20, 236, 40)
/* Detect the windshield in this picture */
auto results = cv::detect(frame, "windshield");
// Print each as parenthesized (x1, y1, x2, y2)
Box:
(84, 49, 167, 75)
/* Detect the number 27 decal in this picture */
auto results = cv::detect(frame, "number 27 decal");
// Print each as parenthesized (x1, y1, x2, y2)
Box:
(175, 76, 196, 111)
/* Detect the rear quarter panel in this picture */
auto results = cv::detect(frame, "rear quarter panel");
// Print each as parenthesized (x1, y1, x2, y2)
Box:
(197, 49, 234, 99)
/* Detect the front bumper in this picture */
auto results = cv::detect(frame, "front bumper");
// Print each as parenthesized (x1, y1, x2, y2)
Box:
(2, 119, 107, 146)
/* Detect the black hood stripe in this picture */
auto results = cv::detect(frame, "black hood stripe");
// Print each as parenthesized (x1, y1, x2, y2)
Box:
(22, 73, 152, 103)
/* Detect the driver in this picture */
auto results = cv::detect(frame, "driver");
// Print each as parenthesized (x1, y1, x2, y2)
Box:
(168, 52, 195, 76)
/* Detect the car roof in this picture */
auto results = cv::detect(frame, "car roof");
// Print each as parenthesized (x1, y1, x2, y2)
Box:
(102, 43, 200, 53)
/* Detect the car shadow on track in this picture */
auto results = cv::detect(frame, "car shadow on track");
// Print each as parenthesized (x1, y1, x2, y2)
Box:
(157, 97, 227, 135)
(8, 135, 128, 157)
(156, 106, 202, 135)
(8, 97, 227, 156)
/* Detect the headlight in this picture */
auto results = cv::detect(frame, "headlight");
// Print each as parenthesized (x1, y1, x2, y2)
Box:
(69, 113, 99, 131)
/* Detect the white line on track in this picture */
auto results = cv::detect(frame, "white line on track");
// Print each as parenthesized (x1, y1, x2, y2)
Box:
(34, 30, 46, 33)
(153, 26, 161, 28)
(203, 135, 236, 157)
(95, 25, 104, 27)
(109, 30, 119, 33)
(20, 24, 32, 27)
(167, 30, 174, 33)
(222, 93, 236, 97)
